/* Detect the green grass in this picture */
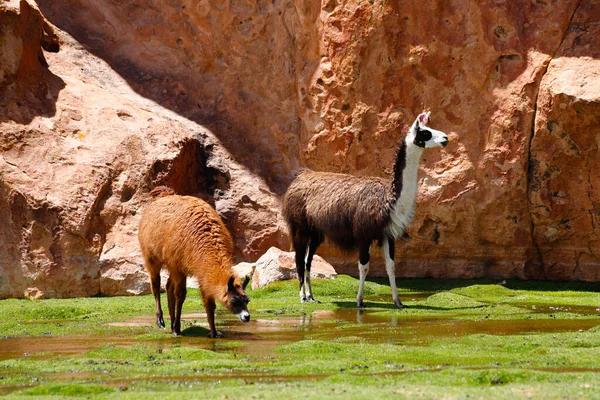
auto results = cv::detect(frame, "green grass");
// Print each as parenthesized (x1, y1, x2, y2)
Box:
(1, 276, 599, 399)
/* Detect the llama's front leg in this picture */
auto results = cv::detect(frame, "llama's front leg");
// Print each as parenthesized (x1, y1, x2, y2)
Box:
(303, 270, 315, 302)
(356, 245, 370, 308)
(166, 276, 176, 330)
(172, 275, 187, 336)
(383, 236, 403, 308)
(150, 272, 165, 328)
(204, 298, 222, 338)
(304, 235, 323, 303)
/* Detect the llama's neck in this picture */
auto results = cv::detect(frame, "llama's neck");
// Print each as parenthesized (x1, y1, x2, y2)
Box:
(387, 137, 424, 239)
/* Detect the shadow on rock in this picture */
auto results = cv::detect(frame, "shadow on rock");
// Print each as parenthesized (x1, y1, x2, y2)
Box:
(0, 1, 64, 124)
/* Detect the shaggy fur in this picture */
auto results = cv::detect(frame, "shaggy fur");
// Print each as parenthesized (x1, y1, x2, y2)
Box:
(283, 111, 448, 307)
(284, 172, 394, 251)
(138, 189, 250, 337)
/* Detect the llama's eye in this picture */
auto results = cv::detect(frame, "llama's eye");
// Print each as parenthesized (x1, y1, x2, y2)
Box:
(231, 297, 247, 308)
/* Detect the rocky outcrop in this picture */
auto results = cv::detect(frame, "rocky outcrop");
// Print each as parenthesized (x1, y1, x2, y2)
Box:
(0, 0, 289, 298)
(528, 2, 600, 281)
(1, 0, 598, 298)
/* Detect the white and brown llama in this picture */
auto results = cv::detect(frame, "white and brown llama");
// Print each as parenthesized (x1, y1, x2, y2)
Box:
(138, 187, 250, 337)
(282, 111, 449, 308)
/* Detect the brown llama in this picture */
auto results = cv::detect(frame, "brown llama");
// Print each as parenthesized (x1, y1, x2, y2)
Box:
(138, 187, 250, 337)
(283, 111, 449, 308)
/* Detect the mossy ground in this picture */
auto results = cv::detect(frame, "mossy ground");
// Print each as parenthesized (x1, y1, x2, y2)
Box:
(1, 276, 599, 399)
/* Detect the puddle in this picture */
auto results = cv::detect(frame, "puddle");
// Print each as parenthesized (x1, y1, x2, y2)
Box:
(364, 292, 435, 302)
(0, 336, 141, 361)
(535, 367, 600, 373)
(104, 372, 330, 388)
(2, 304, 599, 361)
(20, 319, 81, 325)
(0, 385, 34, 396)
(216, 310, 600, 353)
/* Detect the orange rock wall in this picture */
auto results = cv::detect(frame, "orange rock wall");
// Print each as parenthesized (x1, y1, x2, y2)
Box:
(1, 0, 598, 297)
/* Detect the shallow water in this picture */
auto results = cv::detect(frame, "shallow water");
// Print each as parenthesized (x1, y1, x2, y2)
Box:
(219, 309, 600, 354)
(2, 306, 599, 361)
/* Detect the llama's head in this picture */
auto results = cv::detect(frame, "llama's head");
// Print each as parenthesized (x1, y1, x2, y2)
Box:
(409, 111, 449, 149)
(224, 275, 251, 322)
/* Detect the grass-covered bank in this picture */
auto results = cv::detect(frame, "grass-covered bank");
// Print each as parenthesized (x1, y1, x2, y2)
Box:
(1, 276, 599, 399)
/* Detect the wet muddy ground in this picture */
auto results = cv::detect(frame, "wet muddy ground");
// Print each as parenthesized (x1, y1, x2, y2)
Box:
(2, 300, 599, 361)
(1, 278, 599, 398)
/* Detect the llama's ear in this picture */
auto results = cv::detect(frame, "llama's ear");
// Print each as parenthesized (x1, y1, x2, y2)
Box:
(418, 111, 430, 126)
(242, 276, 250, 290)
(227, 275, 235, 292)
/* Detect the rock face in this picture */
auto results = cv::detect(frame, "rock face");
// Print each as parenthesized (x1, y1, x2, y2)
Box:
(1, 0, 598, 298)
(252, 247, 337, 290)
(528, 2, 600, 281)
(0, 0, 289, 298)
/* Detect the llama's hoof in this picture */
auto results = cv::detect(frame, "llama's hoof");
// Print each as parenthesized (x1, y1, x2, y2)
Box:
(171, 331, 182, 337)
(356, 300, 365, 309)
(208, 331, 224, 338)
(157, 316, 166, 328)
(306, 296, 320, 303)
(394, 302, 405, 309)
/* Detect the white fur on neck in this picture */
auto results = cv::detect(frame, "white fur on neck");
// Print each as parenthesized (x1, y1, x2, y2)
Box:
(385, 135, 423, 239)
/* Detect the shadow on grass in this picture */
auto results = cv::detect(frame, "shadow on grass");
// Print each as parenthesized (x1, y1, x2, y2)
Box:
(501, 280, 599, 292)
(369, 277, 492, 292)
(366, 278, 600, 293)
(332, 301, 400, 310)
(332, 301, 486, 312)
(407, 304, 488, 311)
(180, 326, 260, 342)
(180, 326, 211, 337)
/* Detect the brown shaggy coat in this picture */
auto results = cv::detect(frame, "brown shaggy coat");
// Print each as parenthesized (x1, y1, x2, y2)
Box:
(283, 171, 394, 250)
(138, 192, 249, 337)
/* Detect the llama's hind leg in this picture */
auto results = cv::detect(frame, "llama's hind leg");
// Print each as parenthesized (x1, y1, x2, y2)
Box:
(145, 257, 165, 328)
(292, 230, 310, 303)
(383, 236, 404, 309)
(356, 243, 371, 308)
(304, 233, 324, 303)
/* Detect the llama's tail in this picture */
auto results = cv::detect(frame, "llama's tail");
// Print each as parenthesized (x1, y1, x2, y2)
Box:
(149, 186, 176, 199)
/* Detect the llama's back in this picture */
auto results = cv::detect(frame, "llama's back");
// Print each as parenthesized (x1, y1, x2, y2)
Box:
(283, 170, 393, 248)
(138, 195, 234, 276)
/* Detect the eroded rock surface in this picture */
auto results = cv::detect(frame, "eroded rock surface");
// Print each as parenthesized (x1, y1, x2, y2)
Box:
(0, 0, 288, 298)
(528, 2, 600, 281)
(1, 0, 598, 298)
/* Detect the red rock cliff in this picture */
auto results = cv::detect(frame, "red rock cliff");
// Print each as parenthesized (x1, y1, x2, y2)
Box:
(1, 0, 598, 298)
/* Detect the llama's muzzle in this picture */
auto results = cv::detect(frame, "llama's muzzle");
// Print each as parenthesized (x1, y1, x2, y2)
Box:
(237, 310, 251, 322)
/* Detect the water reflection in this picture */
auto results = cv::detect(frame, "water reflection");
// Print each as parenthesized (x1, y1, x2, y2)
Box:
(2, 301, 599, 361)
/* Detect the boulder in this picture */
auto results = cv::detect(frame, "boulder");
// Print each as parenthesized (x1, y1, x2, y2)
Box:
(232, 262, 256, 281)
(252, 247, 337, 290)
